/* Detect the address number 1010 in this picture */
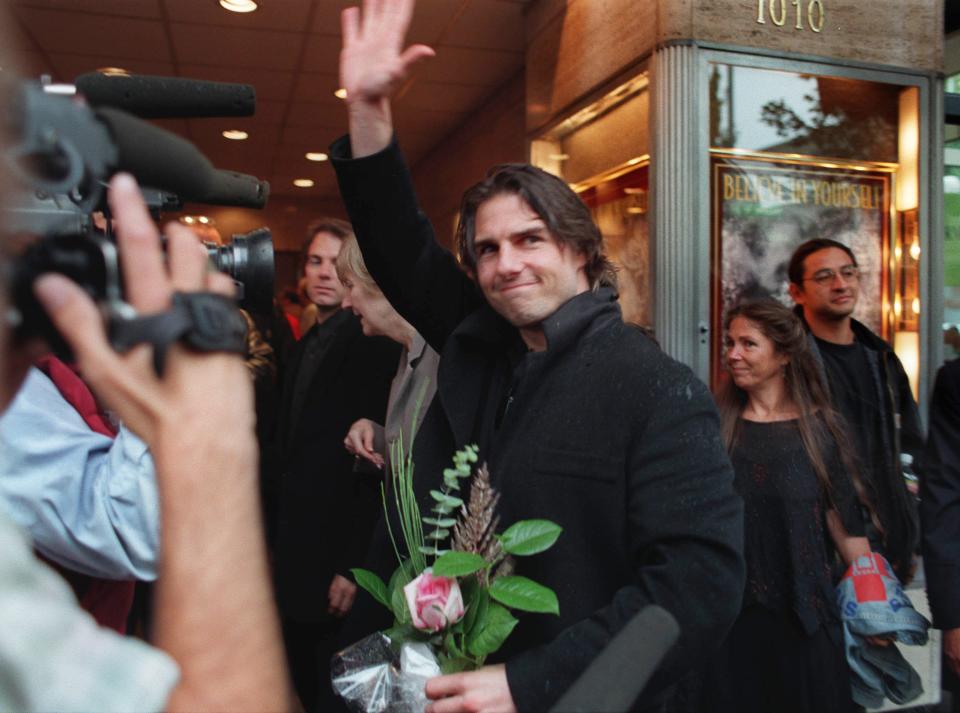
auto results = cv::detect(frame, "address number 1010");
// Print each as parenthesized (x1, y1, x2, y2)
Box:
(757, 0, 825, 32)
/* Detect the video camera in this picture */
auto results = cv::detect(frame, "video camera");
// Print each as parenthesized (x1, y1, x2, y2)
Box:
(2, 73, 276, 355)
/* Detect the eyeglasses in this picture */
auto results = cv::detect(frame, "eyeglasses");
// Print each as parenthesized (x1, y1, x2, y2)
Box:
(803, 265, 860, 286)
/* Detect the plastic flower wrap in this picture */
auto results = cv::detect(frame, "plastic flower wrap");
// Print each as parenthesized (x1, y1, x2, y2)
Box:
(333, 444, 562, 712)
(331, 633, 439, 713)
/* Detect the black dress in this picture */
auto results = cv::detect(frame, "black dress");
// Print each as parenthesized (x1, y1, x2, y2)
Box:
(700, 417, 864, 713)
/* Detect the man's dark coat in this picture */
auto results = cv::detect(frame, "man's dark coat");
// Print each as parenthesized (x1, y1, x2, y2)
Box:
(273, 311, 400, 622)
(331, 137, 745, 712)
(921, 358, 960, 630)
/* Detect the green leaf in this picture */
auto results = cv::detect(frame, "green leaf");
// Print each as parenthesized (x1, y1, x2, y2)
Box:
(387, 562, 417, 625)
(350, 568, 390, 610)
(500, 520, 563, 557)
(490, 576, 560, 615)
(433, 551, 487, 578)
(443, 631, 463, 658)
(466, 602, 518, 657)
(423, 517, 458, 528)
(425, 529, 451, 541)
(439, 656, 474, 674)
(391, 582, 411, 625)
(462, 582, 487, 635)
(430, 490, 463, 509)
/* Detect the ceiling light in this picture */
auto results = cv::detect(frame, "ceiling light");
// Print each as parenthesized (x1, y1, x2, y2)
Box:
(305, 152, 329, 162)
(334, 88, 348, 100)
(42, 84, 76, 95)
(222, 130, 248, 140)
(293, 179, 315, 188)
(197, 216, 210, 224)
(97, 67, 130, 77)
(181, 216, 196, 224)
(219, 0, 258, 13)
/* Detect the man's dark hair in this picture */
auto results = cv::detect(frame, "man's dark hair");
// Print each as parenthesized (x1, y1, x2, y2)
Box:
(300, 217, 353, 273)
(787, 238, 858, 286)
(455, 164, 617, 290)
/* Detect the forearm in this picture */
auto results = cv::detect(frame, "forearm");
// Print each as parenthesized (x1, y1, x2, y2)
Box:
(153, 416, 288, 712)
(330, 136, 479, 350)
(348, 99, 394, 158)
(826, 510, 871, 566)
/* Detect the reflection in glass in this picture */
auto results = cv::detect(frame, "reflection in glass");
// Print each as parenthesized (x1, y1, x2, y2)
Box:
(944, 160, 960, 360)
(579, 164, 651, 329)
(709, 64, 899, 162)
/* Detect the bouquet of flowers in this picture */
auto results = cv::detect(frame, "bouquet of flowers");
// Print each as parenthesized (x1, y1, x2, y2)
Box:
(332, 443, 562, 713)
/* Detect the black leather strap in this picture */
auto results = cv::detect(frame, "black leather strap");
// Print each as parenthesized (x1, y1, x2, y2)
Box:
(109, 292, 247, 374)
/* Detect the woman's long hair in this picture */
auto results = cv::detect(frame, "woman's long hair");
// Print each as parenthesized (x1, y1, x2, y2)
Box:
(716, 300, 879, 531)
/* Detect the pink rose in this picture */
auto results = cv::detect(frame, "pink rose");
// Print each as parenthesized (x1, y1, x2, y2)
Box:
(403, 570, 465, 632)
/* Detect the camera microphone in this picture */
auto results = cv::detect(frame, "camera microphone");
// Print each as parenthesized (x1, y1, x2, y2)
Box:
(550, 606, 680, 713)
(95, 108, 269, 209)
(204, 169, 270, 209)
(74, 72, 255, 119)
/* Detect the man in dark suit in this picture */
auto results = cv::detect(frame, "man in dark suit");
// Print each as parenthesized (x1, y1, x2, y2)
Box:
(272, 218, 400, 713)
(920, 358, 960, 704)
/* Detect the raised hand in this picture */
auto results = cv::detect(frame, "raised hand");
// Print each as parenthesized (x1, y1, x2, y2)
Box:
(340, 0, 434, 156)
(340, 0, 434, 104)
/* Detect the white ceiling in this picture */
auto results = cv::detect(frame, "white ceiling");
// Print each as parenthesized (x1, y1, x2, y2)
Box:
(8, 0, 528, 199)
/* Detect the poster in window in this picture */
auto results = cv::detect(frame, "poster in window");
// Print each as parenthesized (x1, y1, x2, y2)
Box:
(711, 154, 892, 383)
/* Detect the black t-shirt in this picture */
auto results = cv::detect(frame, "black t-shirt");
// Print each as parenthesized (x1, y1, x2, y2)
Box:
(815, 336, 889, 549)
(731, 418, 864, 635)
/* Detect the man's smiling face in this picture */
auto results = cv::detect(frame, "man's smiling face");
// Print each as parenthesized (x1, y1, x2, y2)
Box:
(473, 192, 589, 337)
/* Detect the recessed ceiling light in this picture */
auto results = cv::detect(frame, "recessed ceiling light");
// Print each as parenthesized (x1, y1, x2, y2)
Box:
(305, 152, 329, 162)
(222, 129, 249, 140)
(293, 179, 315, 188)
(197, 216, 211, 224)
(334, 88, 348, 100)
(181, 216, 196, 224)
(219, 0, 258, 13)
(97, 67, 130, 77)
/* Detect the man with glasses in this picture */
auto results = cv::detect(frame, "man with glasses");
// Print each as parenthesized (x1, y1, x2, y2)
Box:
(788, 238, 922, 583)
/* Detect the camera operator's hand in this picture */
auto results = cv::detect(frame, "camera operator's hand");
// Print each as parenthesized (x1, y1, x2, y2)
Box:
(33, 173, 289, 713)
(340, 0, 434, 156)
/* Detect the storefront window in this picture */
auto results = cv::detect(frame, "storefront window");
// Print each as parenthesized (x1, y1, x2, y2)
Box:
(530, 72, 652, 329)
(708, 63, 920, 391)
(944, 155, 960, 361)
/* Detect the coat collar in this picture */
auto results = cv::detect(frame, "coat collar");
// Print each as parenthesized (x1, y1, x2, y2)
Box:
(451, 286, 621, 355)
(792, 304, 891, 353)
(437, 287, 621, 449)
